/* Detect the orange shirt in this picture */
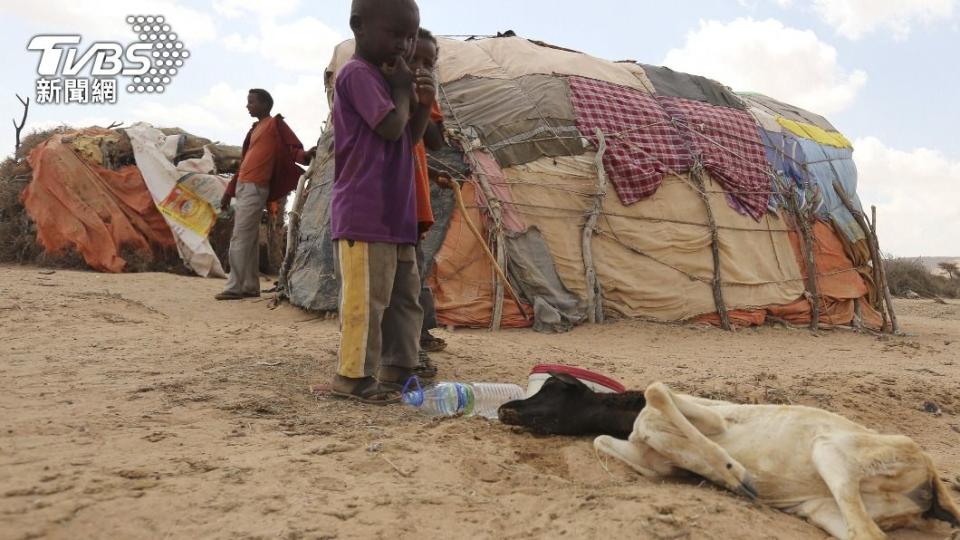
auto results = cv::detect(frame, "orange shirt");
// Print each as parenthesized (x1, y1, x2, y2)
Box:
(414, 102, 445, 231)
(237, 116, 277, 185)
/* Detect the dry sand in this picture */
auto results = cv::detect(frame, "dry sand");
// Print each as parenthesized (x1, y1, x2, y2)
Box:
(2, 264, 960, 540)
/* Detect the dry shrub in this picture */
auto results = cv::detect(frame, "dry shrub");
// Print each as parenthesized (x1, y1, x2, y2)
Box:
(0, 158, 38, 263)
(15, 126, 71, 161)
(884, 257, 960, 299)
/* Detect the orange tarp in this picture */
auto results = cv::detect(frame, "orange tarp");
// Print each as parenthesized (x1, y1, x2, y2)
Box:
(22, 132, 175, 272)
(767, 220, 882, 328)
(796, 220, 867, 300)
(428, 181, 531, 328)
(766, 296, 879, 327)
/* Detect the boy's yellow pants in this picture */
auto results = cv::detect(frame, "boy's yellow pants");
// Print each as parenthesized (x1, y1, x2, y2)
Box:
(335, 240, 423, 379)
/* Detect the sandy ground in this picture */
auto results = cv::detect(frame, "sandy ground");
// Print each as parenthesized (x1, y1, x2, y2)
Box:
(2, 264, 960, 540)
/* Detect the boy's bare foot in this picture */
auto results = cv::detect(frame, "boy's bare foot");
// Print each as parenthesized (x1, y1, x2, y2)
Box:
(330, 375, 400, 405)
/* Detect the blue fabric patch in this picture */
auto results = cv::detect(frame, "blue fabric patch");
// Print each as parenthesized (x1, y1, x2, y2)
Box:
(757, 127, 866, 244)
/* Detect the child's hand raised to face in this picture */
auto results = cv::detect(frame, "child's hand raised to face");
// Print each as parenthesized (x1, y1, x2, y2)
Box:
(380, 56, 414, 90)
(414, 67, 436, 106)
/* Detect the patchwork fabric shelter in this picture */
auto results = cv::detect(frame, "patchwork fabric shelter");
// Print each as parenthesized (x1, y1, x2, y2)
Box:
(284, 36, 884, 332)
(16, 125, 246, 276)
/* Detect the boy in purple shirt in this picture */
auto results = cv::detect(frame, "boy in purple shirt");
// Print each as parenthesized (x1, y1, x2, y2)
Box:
(331, 0, 436, 404)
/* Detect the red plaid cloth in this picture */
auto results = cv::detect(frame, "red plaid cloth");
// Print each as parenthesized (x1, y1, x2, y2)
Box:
(567, 77, 771, 220)
(657, 96, 771, 220)
(567, 76, 691, 204)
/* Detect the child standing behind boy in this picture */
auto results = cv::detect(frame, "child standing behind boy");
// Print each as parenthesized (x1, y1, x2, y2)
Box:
(409, 28, 446, 379)
(330, 0, 436, 404)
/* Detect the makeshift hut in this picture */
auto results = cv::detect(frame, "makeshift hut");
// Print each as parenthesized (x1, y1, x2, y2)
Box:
(281, 35, 891, 333)
(0, 124, 287, 277)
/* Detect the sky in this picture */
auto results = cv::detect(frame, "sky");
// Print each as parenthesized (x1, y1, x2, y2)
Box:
(1, 0, 958, 256)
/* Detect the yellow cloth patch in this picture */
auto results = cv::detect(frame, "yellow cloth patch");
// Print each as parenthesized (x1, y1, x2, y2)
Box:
(777, 118, 852, 149)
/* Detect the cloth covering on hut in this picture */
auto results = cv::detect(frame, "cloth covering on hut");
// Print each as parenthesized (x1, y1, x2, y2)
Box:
(744, 96, 867, 246)
(17, 124, 244, 276)
(22, 129, 176, 273)
(287, 35, 880, 332)
(126, 123, 228, 278)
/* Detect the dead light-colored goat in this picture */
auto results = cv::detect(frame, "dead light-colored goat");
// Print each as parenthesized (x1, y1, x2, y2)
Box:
(595, 382, 960, 540)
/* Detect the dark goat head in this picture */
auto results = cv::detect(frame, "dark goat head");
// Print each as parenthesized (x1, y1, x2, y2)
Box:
(498, 372, 647, 438)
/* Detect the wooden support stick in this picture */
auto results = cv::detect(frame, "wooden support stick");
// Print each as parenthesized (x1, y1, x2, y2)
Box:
(832, 181, 899, 334)
(852, 298, 863, 330)
(870, 205, 899, 334)
(582, 128, 608, 324)
(787, 185, 820, 331)
(450, 180, 529, 322)
(492, 235, 506, 330)
(692, 167, 731, 331)
(870, 205, 887, 330)
(469, 159, 509, 330)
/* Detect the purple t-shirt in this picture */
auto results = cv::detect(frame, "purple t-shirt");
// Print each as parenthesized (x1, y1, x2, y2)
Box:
(331, 57, 416, 245)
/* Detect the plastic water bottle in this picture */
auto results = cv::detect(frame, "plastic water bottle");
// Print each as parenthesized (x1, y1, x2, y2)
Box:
(401, 378, 525, 419)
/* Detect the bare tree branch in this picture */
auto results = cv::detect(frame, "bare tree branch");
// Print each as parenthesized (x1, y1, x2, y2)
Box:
(106, 121, 123, 129)
(12, 93, 29, 156)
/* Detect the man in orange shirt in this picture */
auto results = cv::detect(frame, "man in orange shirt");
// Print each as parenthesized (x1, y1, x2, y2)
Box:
(216, 88, 315, 300)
